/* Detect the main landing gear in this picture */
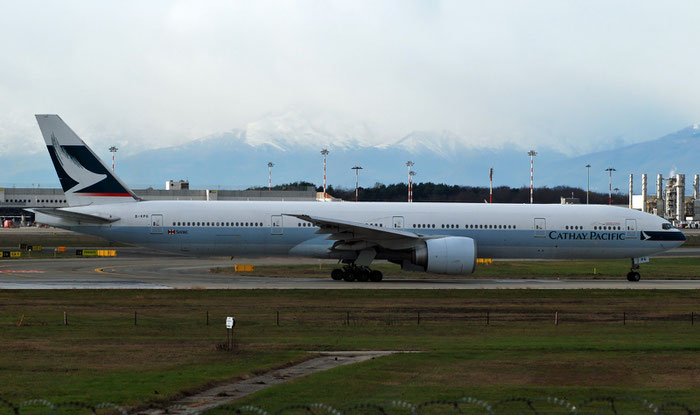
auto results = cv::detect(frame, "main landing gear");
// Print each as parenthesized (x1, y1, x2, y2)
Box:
(330, 265, 383, 282)
(626, 258, 641, 282)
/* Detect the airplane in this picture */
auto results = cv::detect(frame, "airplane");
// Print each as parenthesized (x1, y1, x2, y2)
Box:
(30, 114, 686, 282)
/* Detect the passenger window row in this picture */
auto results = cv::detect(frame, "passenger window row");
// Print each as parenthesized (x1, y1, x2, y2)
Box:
(413, 224, 517, 230)
(6, 199, 65, 203)
(172, 221, 263, 227)
(593, 225, 621, 230)
(466, 224, 517, 230)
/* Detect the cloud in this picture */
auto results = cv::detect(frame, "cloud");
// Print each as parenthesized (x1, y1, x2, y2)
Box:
(1, 0, 699, 156)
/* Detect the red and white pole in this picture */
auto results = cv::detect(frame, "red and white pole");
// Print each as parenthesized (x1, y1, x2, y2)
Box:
(528, 150, 537, 204)
(267, 162, 274, 191)
(489, 168, 493, 203)
(109, 146, 118, 172)
(406, 161, 414, 203)
(321, 149, 329, 197)
(606, 167, 616, 205)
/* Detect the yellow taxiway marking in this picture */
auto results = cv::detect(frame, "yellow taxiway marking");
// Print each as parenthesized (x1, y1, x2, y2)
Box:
(94, 265, 141, 277)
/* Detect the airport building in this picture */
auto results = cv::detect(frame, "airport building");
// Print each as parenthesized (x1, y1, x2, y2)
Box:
(0, 181, 317, 226)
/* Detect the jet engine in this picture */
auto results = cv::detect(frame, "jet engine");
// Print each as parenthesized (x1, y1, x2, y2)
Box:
(411, 236, 477, 275)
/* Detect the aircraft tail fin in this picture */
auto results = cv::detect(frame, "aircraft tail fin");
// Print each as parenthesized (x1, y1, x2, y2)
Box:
(35, 114, 138, 206)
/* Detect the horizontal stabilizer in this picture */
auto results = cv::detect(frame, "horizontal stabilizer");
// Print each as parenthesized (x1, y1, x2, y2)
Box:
(27, 208, 119, 224)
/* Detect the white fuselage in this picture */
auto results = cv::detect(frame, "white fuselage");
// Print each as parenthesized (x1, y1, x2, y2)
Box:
(35, 200, 685, 261)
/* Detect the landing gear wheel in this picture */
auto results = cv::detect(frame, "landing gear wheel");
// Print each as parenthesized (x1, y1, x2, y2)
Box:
(627, 258, 642, 282)
(356, 268, 370, 282)
(342, 268, 356, 282)
(331, 268, 344, 281)
(369, 270, 383, 282)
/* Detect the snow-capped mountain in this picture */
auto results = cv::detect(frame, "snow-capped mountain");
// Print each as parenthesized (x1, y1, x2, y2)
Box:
(2, 113, 699, 195)
(242, 111, 381, 150)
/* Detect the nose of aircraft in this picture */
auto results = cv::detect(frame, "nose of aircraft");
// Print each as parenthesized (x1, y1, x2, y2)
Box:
(676, 230, 687, 242)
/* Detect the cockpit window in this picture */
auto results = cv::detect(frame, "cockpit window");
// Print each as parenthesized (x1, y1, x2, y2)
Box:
(662, 223, 672, 230)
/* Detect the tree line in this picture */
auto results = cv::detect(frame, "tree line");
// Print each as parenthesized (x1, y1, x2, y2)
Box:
(253, 181, 628, 204)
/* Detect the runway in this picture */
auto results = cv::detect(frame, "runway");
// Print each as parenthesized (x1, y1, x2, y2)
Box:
(1, 248, 699, 289)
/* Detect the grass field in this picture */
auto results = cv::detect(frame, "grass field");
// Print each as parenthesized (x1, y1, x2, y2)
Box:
(2, 289, 700, 410)
(213, 256, 700, 280)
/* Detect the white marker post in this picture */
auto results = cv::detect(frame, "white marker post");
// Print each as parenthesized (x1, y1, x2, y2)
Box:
(226, 316, 235, 351)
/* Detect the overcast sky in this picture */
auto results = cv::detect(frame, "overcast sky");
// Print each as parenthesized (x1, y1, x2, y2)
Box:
(1, 0, 699, 156)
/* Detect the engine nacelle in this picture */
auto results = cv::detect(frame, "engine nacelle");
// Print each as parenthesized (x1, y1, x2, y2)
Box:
(412, 237, 477, 275)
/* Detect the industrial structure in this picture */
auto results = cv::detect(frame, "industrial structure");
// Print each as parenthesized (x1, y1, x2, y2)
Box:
(630, 172, 700, 226)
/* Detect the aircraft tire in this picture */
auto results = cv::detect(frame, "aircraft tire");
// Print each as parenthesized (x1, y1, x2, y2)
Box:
(343, 269, 356, 282)
(369, 270, 383, 282)
(331, 269, 344, 281)
(626, 271, 641, 282)
(356, 268, 370, 282)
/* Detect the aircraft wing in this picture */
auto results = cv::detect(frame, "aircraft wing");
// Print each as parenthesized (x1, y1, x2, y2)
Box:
(27, 208, 120, 224)
(286, 214, 421, 251)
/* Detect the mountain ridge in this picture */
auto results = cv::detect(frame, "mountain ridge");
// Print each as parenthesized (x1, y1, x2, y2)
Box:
(2, 120, 698, 194)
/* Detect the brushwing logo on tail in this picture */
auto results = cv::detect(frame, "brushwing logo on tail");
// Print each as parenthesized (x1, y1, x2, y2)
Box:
(50, 133, 107, 192)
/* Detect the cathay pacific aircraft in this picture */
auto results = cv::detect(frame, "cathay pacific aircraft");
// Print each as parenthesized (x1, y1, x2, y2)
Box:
(30, 115, 685, 282)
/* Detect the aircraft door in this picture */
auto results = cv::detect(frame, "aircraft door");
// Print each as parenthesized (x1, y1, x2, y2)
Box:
(392, 216, 404, 228)
(625, 219, 637, 239)
(534, 218, 546, 238)
(271, 215, 283, 235)
(150, 214, 163, 234)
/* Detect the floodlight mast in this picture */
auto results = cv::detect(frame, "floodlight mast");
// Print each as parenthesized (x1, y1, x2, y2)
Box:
(406, 161, 415, 203)
(585, 164, 591, 204)
(605, 167, 617, 205)
(267, 162, 274, 191)
(321, 149, 329, 196)
(528, 150, 537, 204)
(109, 146, 118, 172)
(409, 171, 416, 202)
(351, 165, 363, 202)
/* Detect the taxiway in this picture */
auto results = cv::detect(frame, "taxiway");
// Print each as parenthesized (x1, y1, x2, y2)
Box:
(0, 248, 699, 289)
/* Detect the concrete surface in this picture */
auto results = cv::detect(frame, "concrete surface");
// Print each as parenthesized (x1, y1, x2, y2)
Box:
(135, 351, 402, 414)
(1, 253, 700, 289)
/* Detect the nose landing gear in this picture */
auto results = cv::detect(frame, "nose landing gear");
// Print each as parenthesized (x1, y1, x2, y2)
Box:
(626, 258, 642, 282)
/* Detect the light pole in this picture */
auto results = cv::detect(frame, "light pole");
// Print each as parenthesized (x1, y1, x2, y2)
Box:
(321, 149, 329, 196)
(406, 161, 415, 203)
(109, 146, 118, 171)
(585, 164, 591, 204)
(267, 162, 274, 191)
(605, 167, 616, 205)
(409, 171, 416, 202)
(528, 150, 537, 204)
(351, 166, 363, 202)
(489, 168, 493, 203)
